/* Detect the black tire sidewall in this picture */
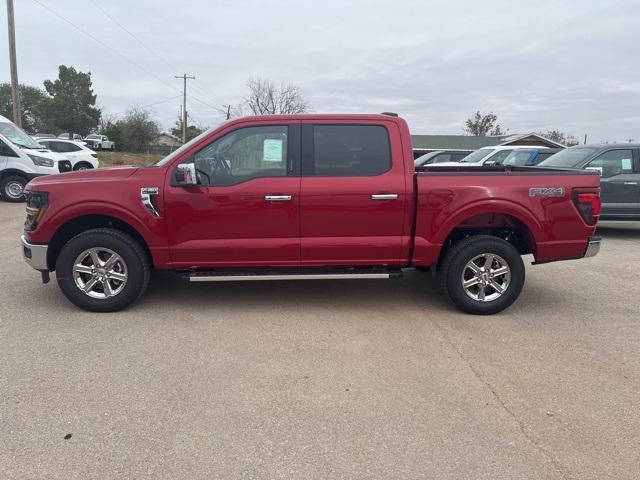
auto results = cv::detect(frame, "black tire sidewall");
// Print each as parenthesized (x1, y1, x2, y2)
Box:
(444, 237, 525, 315)
(73, 162, 93, 171)
(56, 230, 147, 312)
(1, 175, 27, 202)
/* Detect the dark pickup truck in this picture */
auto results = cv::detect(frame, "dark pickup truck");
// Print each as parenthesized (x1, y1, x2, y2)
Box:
(539, 144, 640, 220)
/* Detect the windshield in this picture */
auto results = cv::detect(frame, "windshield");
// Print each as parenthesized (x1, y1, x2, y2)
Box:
(414, 151, 438, 167)
(460, 148, 494, 163)
(0, 122, 44, 149)
(537, 147, 598, 168)
(86, 134, 100, 139)
(503, 150, 534, 166)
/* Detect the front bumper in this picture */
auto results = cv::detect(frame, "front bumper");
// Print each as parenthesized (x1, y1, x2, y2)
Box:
(21, 235, 48, 271)
(584, 236, 601, 258)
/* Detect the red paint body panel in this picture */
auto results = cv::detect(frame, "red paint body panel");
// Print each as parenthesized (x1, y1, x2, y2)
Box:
(24, 114, 600, 272)
(299, 118, 410, 266)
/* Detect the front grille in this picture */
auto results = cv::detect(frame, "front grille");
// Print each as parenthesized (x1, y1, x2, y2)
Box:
(58, 160, 72, 172)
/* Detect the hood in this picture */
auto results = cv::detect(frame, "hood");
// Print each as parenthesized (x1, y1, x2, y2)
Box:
(28, 166, 140, 188)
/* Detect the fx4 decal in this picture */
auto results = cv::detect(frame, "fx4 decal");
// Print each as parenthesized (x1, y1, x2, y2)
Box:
(529, 187, 566, 197)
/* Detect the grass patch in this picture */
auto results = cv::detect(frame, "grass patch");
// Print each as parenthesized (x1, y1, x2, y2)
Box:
(97, 151, 164, 167)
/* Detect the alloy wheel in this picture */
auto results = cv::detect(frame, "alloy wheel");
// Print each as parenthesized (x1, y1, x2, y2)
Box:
(461, 253, 511, 302)
(72, 247, 128, 299)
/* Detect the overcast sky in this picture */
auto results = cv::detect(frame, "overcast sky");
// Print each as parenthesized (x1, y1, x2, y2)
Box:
(2, 0, 639, 141)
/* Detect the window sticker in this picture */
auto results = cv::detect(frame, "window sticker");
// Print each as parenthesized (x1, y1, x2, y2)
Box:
(263, 139, 283, 162)
(622, 158, 632, 170)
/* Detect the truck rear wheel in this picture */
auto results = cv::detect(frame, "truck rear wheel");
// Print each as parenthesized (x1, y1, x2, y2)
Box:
(441, 235, 525, 315)
(55, 228, 150, 312)
(1, 175, 27, 202)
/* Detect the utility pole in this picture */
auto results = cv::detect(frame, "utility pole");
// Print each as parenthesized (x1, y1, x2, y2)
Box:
(6, 0, 21, 127)
(175, 74, 195, 143)
(225, 104, 231, 120)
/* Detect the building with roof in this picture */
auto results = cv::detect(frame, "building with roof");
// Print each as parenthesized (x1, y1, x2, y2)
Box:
(410, 133, 566, 159)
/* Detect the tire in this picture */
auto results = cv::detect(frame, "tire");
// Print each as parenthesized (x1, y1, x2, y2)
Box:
(440, 235, 525, 315)
(0, 175, 27, 202)
(55, 228, 150, 312)
(73, 162, 94, 171)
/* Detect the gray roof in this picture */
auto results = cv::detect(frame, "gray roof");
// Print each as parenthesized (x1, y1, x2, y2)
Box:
(411, 133, 566, 150)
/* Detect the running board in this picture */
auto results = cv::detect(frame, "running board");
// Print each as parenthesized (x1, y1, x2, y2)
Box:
(187, 269, 401, 282)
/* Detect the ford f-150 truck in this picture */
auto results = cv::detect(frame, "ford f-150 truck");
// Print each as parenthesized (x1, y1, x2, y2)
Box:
(20, 114, 602, 314)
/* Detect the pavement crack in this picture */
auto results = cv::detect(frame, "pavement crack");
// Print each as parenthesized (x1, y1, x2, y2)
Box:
(428, 317, 573, 480)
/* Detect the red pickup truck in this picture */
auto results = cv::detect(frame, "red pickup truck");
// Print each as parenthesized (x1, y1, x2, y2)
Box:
(20, 114, 601, 314)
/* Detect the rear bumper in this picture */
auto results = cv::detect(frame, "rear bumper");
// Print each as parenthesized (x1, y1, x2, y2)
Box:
(21, 235, 48, 271)
(584, 236, 601, 258)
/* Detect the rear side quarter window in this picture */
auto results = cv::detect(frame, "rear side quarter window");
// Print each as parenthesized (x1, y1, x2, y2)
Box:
(307, 124, 391, 176)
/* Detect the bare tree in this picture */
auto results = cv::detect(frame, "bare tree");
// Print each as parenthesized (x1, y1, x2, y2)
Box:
(244, 77, 310, 115)
(464, 111, 506, 136)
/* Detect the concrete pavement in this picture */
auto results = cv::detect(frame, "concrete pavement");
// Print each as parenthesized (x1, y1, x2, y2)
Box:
(1, 201, 639, 479)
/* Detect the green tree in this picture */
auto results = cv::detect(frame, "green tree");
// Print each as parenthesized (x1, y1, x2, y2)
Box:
(115, 108, 159, 152)
(464, 111, 506, 136)
(42, 65, 101, 136)
(0, 83, 51, 133)
(538, 129, 579, 146)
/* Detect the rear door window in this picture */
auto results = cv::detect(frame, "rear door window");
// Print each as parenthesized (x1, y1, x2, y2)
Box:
(309, 125, 391, 176)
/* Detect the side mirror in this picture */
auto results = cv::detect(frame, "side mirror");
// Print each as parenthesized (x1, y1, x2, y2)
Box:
(175, 163, 198, 186)
(585, 167, 603, 176)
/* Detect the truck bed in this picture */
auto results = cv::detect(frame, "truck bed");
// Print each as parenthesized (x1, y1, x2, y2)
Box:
(411, 165, 600, 265)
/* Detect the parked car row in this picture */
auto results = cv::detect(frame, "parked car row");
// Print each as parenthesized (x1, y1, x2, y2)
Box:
(0, 115, 100, 201)
(32, 132, 116, 150)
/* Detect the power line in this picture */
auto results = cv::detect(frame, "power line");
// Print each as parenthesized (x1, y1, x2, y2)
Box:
(87, 0, 179, 73)
(31, 0, 219, 111)
(108, 95, 181, 117)
(86, 0, 217, 103)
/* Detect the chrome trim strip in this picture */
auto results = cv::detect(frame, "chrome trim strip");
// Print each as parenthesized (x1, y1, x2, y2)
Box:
(371, 194, 398, 200)
(190, 273, 391, 282)
(264, 195, 292, 201)
(584, 236, 601, 258)
(20, 235, 48, 271)
(140, 187, 160, 217)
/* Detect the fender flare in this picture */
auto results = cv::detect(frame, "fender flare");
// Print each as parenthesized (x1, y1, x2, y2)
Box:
(433, 198, 547, 245)
(47, 201, 157, 247)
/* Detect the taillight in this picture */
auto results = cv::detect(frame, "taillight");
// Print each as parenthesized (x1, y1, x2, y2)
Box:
(24, 191, 49, 231)
(573, 192, 601, 225)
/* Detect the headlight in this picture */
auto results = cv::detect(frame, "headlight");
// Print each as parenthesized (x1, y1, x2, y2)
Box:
(24, 191, 49, 231)
(28, 154, 54, 168)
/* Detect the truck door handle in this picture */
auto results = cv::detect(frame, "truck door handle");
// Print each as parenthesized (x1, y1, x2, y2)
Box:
(265, 195, 292, 201)
(371, 194, 398, 200)
(623, 181, 638, 185)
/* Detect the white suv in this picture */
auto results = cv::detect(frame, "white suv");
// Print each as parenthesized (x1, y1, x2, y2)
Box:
(37, 138, 100, 170)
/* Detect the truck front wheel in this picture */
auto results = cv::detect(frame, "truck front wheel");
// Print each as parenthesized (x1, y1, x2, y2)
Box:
(441, 235, 525, 315)
(55, 228, 150, 312)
